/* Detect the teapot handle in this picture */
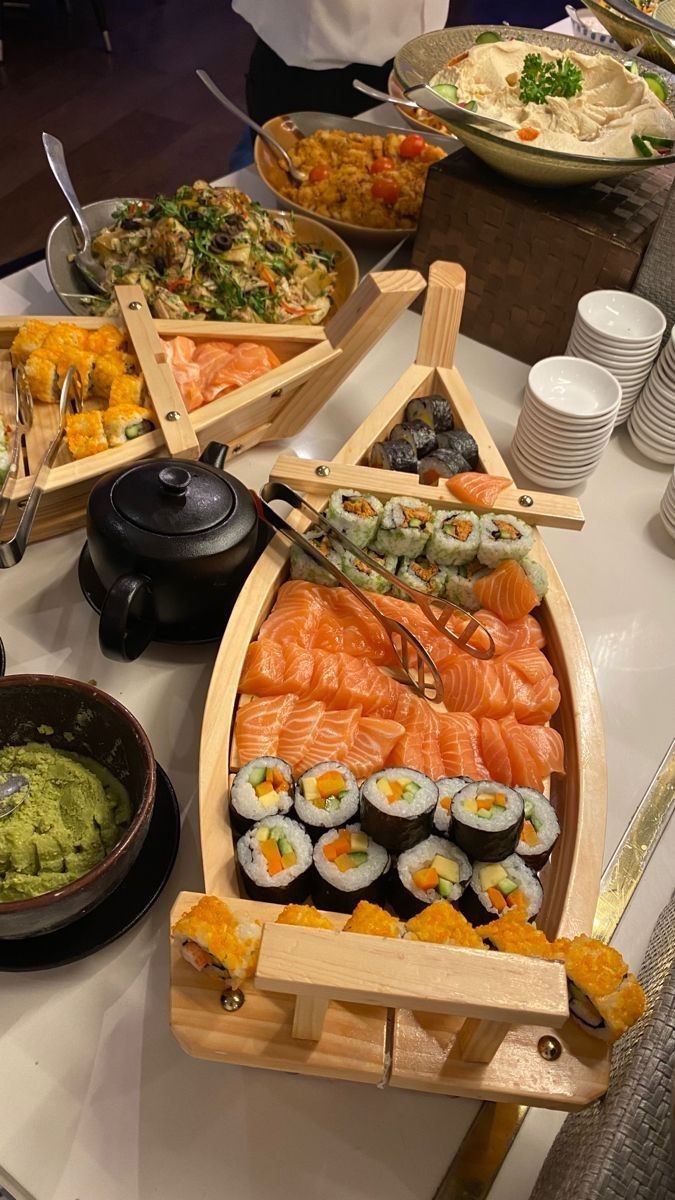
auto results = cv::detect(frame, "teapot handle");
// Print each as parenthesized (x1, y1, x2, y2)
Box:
(99, 574, 156, 662)
(199, 441, 229, 471)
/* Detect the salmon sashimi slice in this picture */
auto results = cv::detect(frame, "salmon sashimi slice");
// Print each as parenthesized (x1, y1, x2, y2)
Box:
(332, 655, 395, 716)
(295, 707, 362, 775)
(389, 694, 444, 777)
(204, 342, 281, 400)
(234, 694, 296, 763)
(512, 723, 565, 776)
(499, 713, 546, 790)
(258, 581, 326, 648)
(495, 652, 560, 725)
(516, 676, 561, 726)
(306, 653, 341, 703)
(445, 472, 512, 507)
(496, 647, 553, 687)
(239, 641, 314, 696)
(437, 711, 489, 778)
(479, 717, 513, 786)
(442, 658, 509, 718)
(471, 610, 545, 655)
(326, 590, 396, 665)
(277, 700, 325, 766)
(348, 717, 406, 778)
(472, 560, 539, 622)
(163, 336, 204, 411)
(312, 608, 347, 654)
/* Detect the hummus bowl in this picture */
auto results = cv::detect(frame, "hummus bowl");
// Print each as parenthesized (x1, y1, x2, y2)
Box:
(0, 676, 156, 940)
(394, 25, 675, 186)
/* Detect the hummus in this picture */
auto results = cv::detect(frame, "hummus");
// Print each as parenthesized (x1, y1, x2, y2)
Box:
(0, 742, 131, 903)
(432, 41, 675, 157)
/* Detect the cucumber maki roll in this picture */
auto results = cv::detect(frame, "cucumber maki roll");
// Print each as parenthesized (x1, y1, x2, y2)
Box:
(477, 513, 533, 567)
(521, 556, 549, 602)
(369, 440, 417, 473)
(236, 816, 313, 904)
(460, 854, 543, 925)
(230, 757, 294, 836)
(289, 526, 341, 587)
(390, 420, 437, 459)
(342, 549, 397, 594)
(373, 496, 434, 558)
(326, 488, 382, 548)
(433, 775, 473, 836)
(360, 768, 437, 853)
(395, 556, 447, 599)
(418, 449, 471, 485)
(405, 394, 454, 432)
(313, 823, 390, 913)
(293, 762, 359, 841)
(439, 429, 479, 469)
(516, 787, 560, 872)
(391, 835, 471, 919)
(451, 780, 524, 862)
(444, 560, 490, 612)
(427, 509, 480, 567)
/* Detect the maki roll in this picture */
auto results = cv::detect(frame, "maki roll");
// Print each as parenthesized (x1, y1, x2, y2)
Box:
(395, 557, 447, 599)
(293, 762, 359, 840)
(433, 775, 472, 836)
(516, 787, 560, 872)
(313, 823, 390, 913)
(553, 935, 646, 1043)
(236, 816, 313, 904)
(427, 509, 480, 567)
(478, 907, 553, 958)
(171, 895, 262, 985)
(460, 854, 543, 925)
(229, 757, 294, 836)
(438, 429, 479, 470)
(477, 514, 533, 567)
(369, 440, 417, 473)
(326, 488, 382, 548)
(108, 374, 146, 408)
(392, 835, 471, 918)
(102, 403, 155, 446)
(276, 904, 336, 930)
(418, 449, 471, 485)
(342, 549, 397, 594)
(406, 900, 485, 948)
(452, 781, 524, 862)
(444, 560, 491, 612)
(65, 411, 109, 461)
(342, 899, 402, 938)
(289, 526, 341, 587)
(360, 768, 437, 853)
(24, 350, 59, 404)
(10, 319, 50, 367)
(521, 556, 549, 601)
(373, 496, 434, 558)
(390, 420, 437, 458)
(405, 394, 454, 432)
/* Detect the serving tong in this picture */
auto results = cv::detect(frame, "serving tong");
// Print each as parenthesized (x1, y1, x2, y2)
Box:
(0, 365, 83, 568)
(258, 482, 495, 704)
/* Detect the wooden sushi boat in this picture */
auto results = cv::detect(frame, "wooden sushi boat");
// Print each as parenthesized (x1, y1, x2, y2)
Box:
(0, 271, 422, 545)
(171, 263, 610, 1109)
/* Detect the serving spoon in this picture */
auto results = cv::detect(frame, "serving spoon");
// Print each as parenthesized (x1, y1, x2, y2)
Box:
(0, 774, 29, 819)
(42, 133, 107, 296)
(353, 77, 515, 133)
(196, 69, 307, 183)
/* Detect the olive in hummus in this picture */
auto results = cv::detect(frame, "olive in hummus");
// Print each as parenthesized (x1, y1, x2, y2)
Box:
(0, 742, 131, 903)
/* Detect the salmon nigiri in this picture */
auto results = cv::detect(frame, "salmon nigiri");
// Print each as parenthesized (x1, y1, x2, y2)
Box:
(445, 472, 512, 507)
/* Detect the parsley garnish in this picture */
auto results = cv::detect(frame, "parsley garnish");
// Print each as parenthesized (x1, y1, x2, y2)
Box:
(519, 54, 583, 105)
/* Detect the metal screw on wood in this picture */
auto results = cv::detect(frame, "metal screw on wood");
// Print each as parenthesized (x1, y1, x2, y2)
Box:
(315, 465, 331, 477)
(537, 1035, 562, 1061)
(271, 389, 282, 398)
(519, 494, 534, 508)
(128, 301, 142, 310)
(220, 988, 245, 1012)
(166, 411, 181, 422)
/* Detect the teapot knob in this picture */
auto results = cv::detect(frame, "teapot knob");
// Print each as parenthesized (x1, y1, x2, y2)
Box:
(159, 466, 191, 497)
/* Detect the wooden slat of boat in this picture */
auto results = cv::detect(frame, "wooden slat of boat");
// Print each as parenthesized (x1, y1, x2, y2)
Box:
(414, 261, 466, 369)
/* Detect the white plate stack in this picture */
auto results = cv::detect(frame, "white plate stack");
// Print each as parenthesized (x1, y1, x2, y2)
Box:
(565, 290, 666, 426)
(628, 328, 675, 465)
(511, 356, 622, 489)
(659, 469, 675, 540)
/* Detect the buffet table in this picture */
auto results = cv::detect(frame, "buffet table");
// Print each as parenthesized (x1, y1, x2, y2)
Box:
(1, 100, 675, 1200)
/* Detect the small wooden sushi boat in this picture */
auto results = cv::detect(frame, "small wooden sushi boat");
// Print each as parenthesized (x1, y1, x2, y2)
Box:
(171, 263, 610, 1109)
(0, 271, 422, 545)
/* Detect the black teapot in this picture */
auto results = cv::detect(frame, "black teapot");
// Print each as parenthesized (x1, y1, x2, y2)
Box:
(83, 442, 259, 661)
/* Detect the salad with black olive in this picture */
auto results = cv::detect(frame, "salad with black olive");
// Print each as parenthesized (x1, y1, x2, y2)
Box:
(90, 181, 338, 323)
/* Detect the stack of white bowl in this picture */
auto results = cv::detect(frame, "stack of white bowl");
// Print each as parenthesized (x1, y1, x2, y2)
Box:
(511, 356, 621, 489)
(628, 327, 675, 464)
(566, 290, 666, 425)
(659, 469, 675, 540)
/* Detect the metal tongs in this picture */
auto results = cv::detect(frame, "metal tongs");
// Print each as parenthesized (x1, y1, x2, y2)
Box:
(0, 365, 83, 568)
(258, 482, 495, 704)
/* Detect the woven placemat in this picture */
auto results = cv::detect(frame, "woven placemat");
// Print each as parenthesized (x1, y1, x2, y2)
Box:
(530, 891, 675, 1200)
(633, 178, 675, 348)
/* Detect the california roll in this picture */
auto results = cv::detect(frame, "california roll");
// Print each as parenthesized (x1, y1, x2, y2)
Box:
(477, 513, 533, 567)
(427, 509, 480, 567)
(373, 496, 434, 558)
(326, 488, 382, 548)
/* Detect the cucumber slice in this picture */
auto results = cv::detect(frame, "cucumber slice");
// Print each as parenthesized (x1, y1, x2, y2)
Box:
(497, 878, 518, 897)
(475, 30, 501, 44)
(248, 766, 266, 786)
(462, 100, 478, 113)
(324, 795, 341, 811)
(278, 837, 293, 856)
(624, 60, 639, 75)
(438, 877, 454, 899)
(476, 808, 493, 820)
(433, 83, 458, 103)
(632, 134, 653, 158)
(270, 826, 285, 842)
(643, 135, 674, 149)
(531, 814, 542, 833)
(643, 72, 668, 103)
(523, 798, 533, 819)
(348, 851, 369, 867)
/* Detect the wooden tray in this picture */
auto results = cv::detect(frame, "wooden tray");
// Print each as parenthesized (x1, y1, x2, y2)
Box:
(171, 262, 609, 1109)
(0, 270, 424, 544)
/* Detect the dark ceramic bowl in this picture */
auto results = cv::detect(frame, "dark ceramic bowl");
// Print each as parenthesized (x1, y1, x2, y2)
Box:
(0, 676, 156, 939)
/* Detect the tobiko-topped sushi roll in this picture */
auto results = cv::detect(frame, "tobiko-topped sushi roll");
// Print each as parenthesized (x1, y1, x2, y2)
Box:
(313, 823, 390, 913)
(432, 775, 473, 836)
(102, 403, 154, 446)
(373, 497, 434, 558)
(552, 935, 646, 1043)
(326, 488, 382, 548)
(342, 548, 398, 594)
(342, 899, 403, 938)
(460, 855, 543, 926)
(276, 904, 336, 930)
(236, 816, 313, 904)
(172, 895, 261, 985)
(360, 768, 437, 853)
(391, 835, 471, 918)
(406, 899, 485, 948)
(293, 762, 359, 839)
(516, 787, 560, 872)
(451, 781, 524, 862)
(229, 757, 294, 836)
(427, 509, 480, 567)
(477, 513, 533, 567)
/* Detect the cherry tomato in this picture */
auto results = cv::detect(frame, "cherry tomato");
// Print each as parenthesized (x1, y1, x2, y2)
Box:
(399, 134, 426, 158)
(370, 155, 395, 174)
(371, 177, 400, 205)
(308, 164, 330, 183)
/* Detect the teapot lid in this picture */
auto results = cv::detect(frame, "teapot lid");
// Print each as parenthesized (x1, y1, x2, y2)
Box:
(111, 461, 235, 535)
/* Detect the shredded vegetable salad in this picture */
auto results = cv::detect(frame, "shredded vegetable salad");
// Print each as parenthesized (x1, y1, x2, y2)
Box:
(91, 182, 338, 324)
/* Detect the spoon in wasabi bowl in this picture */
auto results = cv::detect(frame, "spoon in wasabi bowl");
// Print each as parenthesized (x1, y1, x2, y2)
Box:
(0, 774, 29, 819)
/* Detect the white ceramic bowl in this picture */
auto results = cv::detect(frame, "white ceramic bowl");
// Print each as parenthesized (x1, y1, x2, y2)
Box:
(511, 444, 592, 489)
(523, 388, 617, 432)
(567, 330, 661, 364)
(576, 291, 666, 344)
(513, 429, 608, 470)
(513, 416, 609, 459)
(518, 405, 612, 449)
(628, 419, 675, 463)
(528, 356, 621, 419)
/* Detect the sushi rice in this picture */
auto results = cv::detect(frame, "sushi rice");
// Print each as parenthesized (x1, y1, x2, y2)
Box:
(395, 556, 447, 599)
(326, 488, 382, 548)
(236, 815, 313, 900)
(516, 787, 560, 871)
(451, 780, 524, 863)
(289, 526, 342, 587)
(373, 496, 434, 558)
(461, 853, 543, 925)
(521, 556, 549, 601)
(427, 509, 480, 567)
(230, 757, 294, 832)
(433, 775, 473, 836)
(313, 822, 389, 906)
(360, 767, 437, 853)
(342, 548, 397, 594)
(294, 762, 359, 833)
(477, 513, 533, 567)
(171, 894, 262, 986)
(444, 559, 490, 612)
(395, 835, 471, 910)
